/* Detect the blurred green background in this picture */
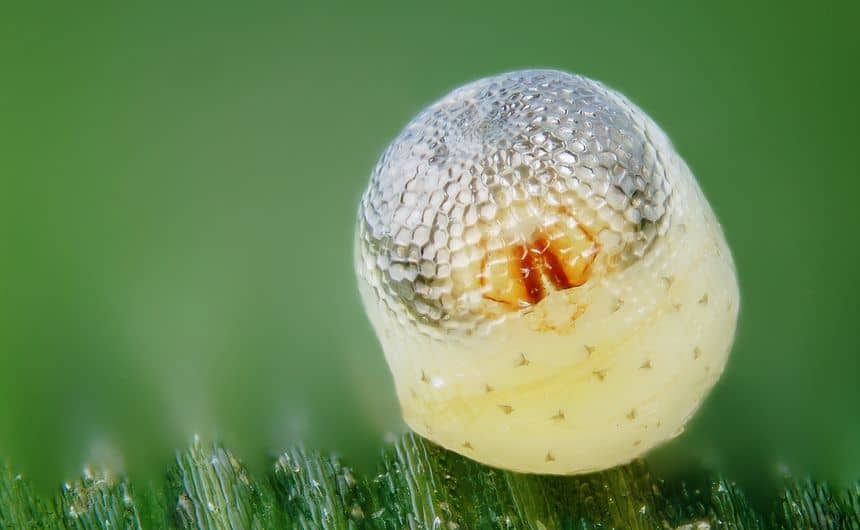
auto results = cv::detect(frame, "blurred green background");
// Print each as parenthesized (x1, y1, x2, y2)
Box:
(0, 1, 853, 494)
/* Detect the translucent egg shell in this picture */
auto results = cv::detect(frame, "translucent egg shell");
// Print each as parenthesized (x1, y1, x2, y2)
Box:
(355, 70, 739, 474)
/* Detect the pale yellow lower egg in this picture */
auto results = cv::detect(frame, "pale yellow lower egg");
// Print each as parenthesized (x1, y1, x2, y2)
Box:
(359, 183, 738, 474)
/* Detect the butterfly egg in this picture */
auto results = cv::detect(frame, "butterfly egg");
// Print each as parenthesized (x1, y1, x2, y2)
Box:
(355, 70, 739, 474)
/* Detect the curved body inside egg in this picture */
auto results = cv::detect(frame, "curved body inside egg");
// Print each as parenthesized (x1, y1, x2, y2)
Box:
(355, 70, 739, 474)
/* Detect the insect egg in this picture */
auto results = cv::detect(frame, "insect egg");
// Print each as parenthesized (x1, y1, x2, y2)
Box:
(355, 69, 739, 474)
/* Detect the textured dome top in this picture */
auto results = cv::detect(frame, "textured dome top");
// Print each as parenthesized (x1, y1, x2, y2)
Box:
(357, 70, 674, 337)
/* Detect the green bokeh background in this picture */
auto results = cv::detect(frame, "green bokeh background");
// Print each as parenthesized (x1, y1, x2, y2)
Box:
(1, 1, 853, 494)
